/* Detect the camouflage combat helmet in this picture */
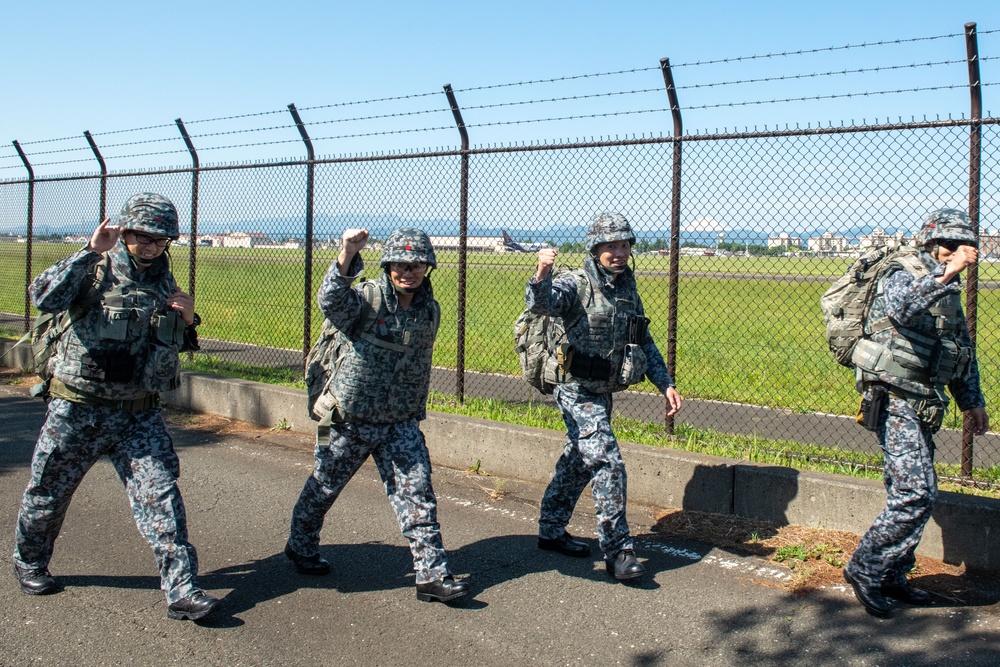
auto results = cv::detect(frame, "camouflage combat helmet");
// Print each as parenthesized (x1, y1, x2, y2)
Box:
(380, 228, 437, 269)
(116, 192, 180, 239)
(585, 212, 636, 254)
(916, 208, 978, 248)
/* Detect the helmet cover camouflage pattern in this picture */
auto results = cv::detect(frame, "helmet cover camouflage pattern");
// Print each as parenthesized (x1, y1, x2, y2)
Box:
(585, 212, 636, 253)
(916, 208, 978, 247)
(380, 228, 437, 269)
(116, 193, 180, 239)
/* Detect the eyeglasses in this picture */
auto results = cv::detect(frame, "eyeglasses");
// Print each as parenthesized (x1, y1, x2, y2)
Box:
(390, 262, 427, 274)
(128, 231, 171, 248)
(938, 240, 971, 252)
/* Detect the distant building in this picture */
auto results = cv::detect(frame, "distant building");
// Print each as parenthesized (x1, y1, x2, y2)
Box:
(980, 229, 1000, 257)
(859, 228, 909, 250)
(768, 232, 802, 250)
(427, 235, 503, 252)
(807, 232, 850, 254)
(222, 232, 272, 248)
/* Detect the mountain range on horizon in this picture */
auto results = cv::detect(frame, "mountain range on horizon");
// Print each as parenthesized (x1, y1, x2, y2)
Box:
(1, 211, 926, 246)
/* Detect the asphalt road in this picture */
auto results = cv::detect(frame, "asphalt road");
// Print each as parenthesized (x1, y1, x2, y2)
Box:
(1, 380, 999, 666)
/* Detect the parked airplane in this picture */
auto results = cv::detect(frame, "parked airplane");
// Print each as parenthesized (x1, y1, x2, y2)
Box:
(501, 229, 552, 252)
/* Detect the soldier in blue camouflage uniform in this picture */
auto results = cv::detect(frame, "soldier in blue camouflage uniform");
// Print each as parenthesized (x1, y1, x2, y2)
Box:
(527, 212, 682, 581)
(12, 193, 219, 621)
(285, 228, 470, 603)
(843, 208, 989, 617)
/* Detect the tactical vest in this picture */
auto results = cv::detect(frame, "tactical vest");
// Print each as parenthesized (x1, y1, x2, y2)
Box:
(49, 253, 186, 400)
(318, 279, 440, 424)
(851, 252, 973, 390)
(556, 262, 649, 394)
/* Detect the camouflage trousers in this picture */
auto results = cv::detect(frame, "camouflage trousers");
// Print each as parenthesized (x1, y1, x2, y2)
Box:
(13, 398, 200, 604)
(288, 418, 450, 584)
(539, 383, 632, 559)
(845, 396, 938, 588)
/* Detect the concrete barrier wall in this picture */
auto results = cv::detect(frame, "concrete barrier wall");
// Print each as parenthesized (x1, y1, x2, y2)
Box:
(3, 339, 999, 573)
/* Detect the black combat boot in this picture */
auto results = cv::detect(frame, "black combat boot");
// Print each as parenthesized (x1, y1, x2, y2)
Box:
(882, 580, 933, 606)
(538, 532, 591, 557)
(167, 591, 220, 621)
(416, 576, 470, 603)
(605, 549, 645, 581)
(14, 564, 57, 596)
(284, 543, 331, 575)
(843, 569, 891, 617)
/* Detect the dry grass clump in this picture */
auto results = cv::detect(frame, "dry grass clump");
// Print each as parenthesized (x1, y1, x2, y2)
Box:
(652, 508, 997, 605)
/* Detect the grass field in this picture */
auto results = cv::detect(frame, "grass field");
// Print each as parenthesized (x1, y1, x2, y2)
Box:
(2, 242, 997, 427)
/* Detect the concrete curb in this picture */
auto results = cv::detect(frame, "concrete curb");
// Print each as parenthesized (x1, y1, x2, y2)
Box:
(3, 337, 998, 572)
(161, 370, 1000, 572)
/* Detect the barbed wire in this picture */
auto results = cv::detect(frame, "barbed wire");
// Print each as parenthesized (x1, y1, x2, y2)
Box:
(684, 82, 992, 112)
(3, 28, 995, 162)
(680, 58, 975, 91)
(12, 28, 988, 150)
(671, 30, 974, 69)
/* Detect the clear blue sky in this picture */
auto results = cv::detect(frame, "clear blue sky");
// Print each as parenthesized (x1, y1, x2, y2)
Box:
(2, 1, 997, 176)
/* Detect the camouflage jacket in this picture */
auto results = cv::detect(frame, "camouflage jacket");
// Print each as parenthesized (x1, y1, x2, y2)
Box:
(526, 255, 673, 394)
(317, 254, 438, 423)
(30, 242, 187, 399)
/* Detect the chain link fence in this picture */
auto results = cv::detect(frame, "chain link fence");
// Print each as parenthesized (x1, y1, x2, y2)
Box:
(3, 22, 999, 487)
(2, 119, 998, 487)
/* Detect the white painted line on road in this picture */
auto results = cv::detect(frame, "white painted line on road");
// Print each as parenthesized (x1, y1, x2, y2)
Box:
(440, 493, 795, 583)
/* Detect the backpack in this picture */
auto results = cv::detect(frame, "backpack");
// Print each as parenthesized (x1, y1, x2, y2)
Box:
(305, 281, 384, 421)
(821, 245, 916, 367)
(6, 255, 112, 384)
(514, 269, 589, 394)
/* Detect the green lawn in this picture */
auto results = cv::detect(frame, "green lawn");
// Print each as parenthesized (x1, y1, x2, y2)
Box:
(3, 242, 997, 426)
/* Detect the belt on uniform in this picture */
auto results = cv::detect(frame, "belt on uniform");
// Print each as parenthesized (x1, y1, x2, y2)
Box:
(48, 378, 159, 412)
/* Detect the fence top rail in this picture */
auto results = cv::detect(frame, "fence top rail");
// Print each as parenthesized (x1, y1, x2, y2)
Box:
(1, 116, 997, 186)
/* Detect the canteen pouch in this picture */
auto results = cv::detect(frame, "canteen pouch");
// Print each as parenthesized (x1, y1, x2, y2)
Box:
(151, 311, 186, 346)
(914, 400, 946, 433)
(138, 344, 180, 392)
(627, 316, 650, 345)
(98, 307, 132, 342)
(618, 343, 648, 386)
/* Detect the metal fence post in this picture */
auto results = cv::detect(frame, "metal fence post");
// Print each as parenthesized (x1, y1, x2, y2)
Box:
(176, 118, 201, 362)
(83, 131, 107, 221)
(444, 84, 470, 404)
(288, 104, 316, 365)
(12, 140, 34, 332)
(660, 58, 683, 435)
(962, 21, 983, 478)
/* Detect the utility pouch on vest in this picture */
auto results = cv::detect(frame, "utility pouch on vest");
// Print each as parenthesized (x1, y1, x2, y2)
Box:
(98, 307, 133, 342)
(889, 329, 937, 373)
(80, 350, 135, 382)
(618, 343, 648, 385)
(857, 384, 888, 432)
(627, 316, 650, 345)
(930, 339, 971, 384)
(569, 353, 612, 381)
(138, 344, 180, 392)
(151, 311, 186, 346)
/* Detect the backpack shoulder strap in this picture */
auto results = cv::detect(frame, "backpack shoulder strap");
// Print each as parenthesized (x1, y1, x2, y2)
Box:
(71, 253, 113, 316)
(349, 280, 385, 340)
(564, 267, 591, 331)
